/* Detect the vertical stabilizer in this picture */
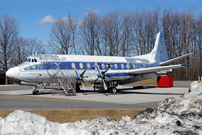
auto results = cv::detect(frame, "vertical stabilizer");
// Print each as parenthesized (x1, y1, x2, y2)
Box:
(149, 32, 168, 62)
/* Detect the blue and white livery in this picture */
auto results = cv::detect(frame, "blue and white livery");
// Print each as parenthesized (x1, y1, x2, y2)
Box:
(6, 32, 192, 94)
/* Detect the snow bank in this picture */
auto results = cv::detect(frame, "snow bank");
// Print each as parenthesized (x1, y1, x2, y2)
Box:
(158, 81, 202, 115)
(1, 81, 202, 134)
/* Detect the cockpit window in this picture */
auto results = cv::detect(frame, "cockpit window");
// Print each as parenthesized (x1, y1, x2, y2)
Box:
(25, 57, 38, 63)
(27, 58, 31, 62)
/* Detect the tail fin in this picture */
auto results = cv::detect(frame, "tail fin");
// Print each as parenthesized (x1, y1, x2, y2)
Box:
(149, 32, 168, 62)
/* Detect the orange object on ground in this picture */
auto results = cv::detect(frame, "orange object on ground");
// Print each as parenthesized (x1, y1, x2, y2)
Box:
(157, 76, 173, 87)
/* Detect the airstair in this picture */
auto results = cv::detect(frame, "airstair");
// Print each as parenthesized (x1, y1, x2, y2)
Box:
(57, 71, 76, 96)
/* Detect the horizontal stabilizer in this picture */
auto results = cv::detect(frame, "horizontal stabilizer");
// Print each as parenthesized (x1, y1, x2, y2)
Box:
(160, 53, 193, 66)
(128, 64, 189, 75)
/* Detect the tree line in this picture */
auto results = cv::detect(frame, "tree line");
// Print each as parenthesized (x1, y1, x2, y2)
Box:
(0, 7, 201, 80)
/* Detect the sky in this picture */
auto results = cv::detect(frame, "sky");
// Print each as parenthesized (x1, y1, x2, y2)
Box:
(1, 0, 202, 46)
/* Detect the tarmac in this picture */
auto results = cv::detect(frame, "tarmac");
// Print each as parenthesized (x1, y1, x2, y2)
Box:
(0, 81, 193, 109)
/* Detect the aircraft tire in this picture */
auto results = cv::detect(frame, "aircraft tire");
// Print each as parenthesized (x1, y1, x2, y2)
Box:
(108, 87, 112, 93)
(76, 85, 80, 92)
(32, 90, 39, 95)
(100, 87, 105, 93)
(111, 87, 117, 94)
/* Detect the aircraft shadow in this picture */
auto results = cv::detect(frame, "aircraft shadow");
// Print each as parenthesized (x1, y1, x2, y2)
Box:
(117, 91, 183, 96)
(20, 85, 186, 96)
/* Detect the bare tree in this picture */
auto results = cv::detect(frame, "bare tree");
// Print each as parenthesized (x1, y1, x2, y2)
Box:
(121, 10, 133, 56)
(10, 37, 26, 66)
(0, 14, 19, 71)
(131, 8, 159, 55)
(102, 11, 124, 56)
(79, 11, 103, 55)
(10, 38, 43, 66)
(25, 38, 43, 56)
(49, 12, 77, 54)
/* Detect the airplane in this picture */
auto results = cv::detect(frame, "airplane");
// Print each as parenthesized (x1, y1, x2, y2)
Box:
(6, 32, 192, 95)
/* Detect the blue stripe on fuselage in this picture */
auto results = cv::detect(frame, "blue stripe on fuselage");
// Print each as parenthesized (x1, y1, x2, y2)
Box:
(22, 61, 155, 71)
(106, 72, 130, 77)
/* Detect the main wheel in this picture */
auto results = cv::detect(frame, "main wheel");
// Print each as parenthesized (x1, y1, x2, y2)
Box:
(76, 85, 80, 92)
(111, 87, 117, 94)
(99, 87, 105, 93)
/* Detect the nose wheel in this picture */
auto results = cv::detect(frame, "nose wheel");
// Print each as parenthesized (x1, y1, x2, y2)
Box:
(32, 86, 39, 95)
(32, 90, 39, 95)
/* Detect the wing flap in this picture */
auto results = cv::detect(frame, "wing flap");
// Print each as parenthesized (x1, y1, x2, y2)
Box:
(128, 64, 189, 75)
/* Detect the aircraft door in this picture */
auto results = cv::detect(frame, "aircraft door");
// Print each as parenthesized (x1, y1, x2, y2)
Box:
(37, 61, 60, 83)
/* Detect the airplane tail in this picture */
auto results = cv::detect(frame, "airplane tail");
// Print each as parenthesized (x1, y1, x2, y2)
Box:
(148, 32, 169, 62)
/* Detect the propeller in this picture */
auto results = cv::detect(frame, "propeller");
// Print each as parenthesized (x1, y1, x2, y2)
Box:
(94, 62, 111, 90)
(74, 68, 86, 90)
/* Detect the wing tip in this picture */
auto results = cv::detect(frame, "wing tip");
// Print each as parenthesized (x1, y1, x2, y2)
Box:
(181, 64, 190, 67)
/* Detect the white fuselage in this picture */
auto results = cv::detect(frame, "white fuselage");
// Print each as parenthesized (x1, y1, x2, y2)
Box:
(6, 54, 158, 84)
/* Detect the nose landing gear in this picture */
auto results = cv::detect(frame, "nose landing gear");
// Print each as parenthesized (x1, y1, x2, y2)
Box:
(32, 86, 39, 95)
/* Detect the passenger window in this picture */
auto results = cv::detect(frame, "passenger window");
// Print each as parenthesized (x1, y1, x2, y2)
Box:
(87, 63, 91, 69)
(114, 64, 118, 69)
(102, 63, 105, 69)
(121, 64, 124, 69)
(79, 63, 83, 69)
(127, 63, 130, 69)
(133, 63, 136, 69)
(34, 59, 37, 62)
(32, 59, 34, 62)
(71, 63, 75, 69)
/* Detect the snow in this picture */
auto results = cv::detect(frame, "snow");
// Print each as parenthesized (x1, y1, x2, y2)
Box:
(1, 81, 202, 134)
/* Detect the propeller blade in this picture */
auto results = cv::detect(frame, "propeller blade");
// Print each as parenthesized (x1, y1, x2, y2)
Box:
(94, 77, 99, 82)
(81, 82, 86, 90)
(94, 62, 108, 91)
(74, 68, 79, 76)
(80, 69, 86, 77)
(102, 80, 107, 90)
(94, 62, 101, 74)
(103, 68, 109, 74)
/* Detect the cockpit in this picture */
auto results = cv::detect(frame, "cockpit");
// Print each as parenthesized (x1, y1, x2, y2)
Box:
(24, 57, 38, 63)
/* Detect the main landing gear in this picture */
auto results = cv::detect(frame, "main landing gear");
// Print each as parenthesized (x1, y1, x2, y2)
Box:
(107, 81, 118, 94)
(108, 87, 117, 94)
(32, 90, 39, 95)
(94, 82, 118, 94)
(76, 84, 81, 92)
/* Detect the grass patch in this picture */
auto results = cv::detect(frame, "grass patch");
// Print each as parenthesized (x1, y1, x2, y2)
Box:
(130, 78, 157, 85)
(0, 109, 143, 123)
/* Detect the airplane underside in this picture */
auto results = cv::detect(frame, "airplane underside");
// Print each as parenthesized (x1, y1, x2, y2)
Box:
(19, 68, 157, 95)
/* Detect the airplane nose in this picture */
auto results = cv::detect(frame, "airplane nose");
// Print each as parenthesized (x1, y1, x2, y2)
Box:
(6, 67, 19, 79)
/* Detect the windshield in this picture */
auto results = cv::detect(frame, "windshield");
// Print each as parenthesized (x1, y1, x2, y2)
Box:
(25, 58, 38, 63)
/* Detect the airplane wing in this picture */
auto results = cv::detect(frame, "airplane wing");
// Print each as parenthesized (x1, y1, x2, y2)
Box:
(160, 53, 193, 66)
(128, 64, 189, 75)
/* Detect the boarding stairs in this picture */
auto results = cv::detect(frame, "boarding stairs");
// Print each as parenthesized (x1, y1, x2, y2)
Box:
(57, 71, 76, 96)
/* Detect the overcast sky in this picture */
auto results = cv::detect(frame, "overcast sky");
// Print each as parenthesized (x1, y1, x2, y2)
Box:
(1, 0, 201, 45)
